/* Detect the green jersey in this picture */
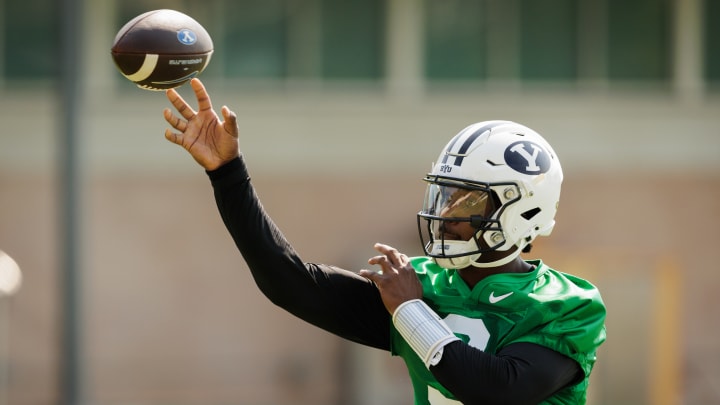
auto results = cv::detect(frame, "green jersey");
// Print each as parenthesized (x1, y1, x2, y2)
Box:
(390, 258, 607, 405)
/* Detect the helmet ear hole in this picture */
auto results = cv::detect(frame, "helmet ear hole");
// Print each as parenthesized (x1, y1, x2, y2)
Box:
(521, 207, 542, 220)
(489, 190, 502, 212)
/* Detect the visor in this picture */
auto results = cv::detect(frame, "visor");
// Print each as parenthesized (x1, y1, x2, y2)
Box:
(422, 183, 494, 220)
(417, 178, 515, 265)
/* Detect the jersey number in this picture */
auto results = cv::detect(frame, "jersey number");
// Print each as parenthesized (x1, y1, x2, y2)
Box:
(443, 314, 490, 350)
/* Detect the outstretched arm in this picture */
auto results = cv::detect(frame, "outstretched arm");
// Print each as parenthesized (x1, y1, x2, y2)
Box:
(208, 158, 391, 349)
(163, 81, 391, 350)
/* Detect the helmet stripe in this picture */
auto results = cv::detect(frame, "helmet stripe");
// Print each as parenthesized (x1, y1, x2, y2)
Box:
(440, 132, 464, 164)
(443, 121, 505, 166)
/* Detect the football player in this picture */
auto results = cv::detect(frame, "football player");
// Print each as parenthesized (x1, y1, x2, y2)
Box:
(163, 79, 606, 405)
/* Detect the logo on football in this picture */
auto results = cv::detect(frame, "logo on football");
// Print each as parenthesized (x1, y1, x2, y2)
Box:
(177, 29, 197, 45)
(111, 9, 213, 91)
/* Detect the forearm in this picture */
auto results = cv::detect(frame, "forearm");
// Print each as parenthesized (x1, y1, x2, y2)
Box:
(208, 157, 306, 301)
(206, 156, 391, 349)
(430, 341, 582, 404)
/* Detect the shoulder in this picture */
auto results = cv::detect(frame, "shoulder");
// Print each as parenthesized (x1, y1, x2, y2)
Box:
(519, 261, 607, 358)
(531, 261, 606, 314)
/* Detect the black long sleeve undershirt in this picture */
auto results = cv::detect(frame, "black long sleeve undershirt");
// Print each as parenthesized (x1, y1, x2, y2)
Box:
(207, 156, 582, 403)
(434, 341, 583, 404)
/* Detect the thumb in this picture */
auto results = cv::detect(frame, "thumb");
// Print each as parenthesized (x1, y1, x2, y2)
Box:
(221, 106, 239, 138)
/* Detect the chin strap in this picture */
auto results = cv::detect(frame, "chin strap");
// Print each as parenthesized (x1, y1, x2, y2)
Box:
(470, 232, 529, 268)
(431, 233, 528, 269)
(469, 248, 521, 268)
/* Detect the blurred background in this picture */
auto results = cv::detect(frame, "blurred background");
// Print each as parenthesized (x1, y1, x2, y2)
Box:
(1, 0, 719, 404)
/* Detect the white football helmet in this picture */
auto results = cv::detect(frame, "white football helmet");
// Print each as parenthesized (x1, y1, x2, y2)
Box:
(417, 120, 563, 269)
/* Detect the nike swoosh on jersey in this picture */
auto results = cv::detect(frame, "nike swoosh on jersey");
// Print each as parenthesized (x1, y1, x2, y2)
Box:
(488, 291, 514, 304)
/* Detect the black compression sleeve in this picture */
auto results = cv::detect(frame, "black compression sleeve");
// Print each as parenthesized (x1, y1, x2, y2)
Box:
(430, 341, 582, 404)
(207, 157, 391, 350)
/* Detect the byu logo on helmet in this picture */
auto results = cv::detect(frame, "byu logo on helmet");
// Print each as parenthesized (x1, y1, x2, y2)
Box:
(504, 141, 551, 175)
(177, 29, 197, 45)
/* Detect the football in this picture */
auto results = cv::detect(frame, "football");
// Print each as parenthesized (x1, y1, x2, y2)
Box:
(111, 9, 213, 90)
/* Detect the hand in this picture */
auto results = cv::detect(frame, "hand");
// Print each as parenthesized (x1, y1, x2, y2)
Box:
(163, 78, 240, 171)
(359, 243, 423, 314)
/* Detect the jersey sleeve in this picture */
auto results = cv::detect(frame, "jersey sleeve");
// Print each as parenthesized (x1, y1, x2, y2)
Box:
(207, 156, 391, 350)
(512, 271, 607, 380)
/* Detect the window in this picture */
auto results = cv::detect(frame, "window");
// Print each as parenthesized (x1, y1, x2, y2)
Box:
(319, 0, 385, 79)
(0, 0, 699, 87)
(424, 0, 486, 80)
(2, 0, 60, 79)
(607, 0, 671, 80)
(520, 0, 577, 80)
(704, 0, 720, 82)
(424, 0, 579, 82)
(221, 0, 287, 78)
(423, 0, 673, 84)
(205, 0, 386, 80)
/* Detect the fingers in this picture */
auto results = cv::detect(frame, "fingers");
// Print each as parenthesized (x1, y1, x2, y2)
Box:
(190, 78, 213, 113)
(366, 255, 393, 275)
(372, 243, 409, 268)
(164, 128, 182, 145)
(374, 243, 398, 255)
(166, 88, 197, 120)
(358, 268, 378, 281)
(363, 243, 411, 277)
(162, 107, 187, 146)
(163, 108, 187, 131)
(360, 243, 422, 314)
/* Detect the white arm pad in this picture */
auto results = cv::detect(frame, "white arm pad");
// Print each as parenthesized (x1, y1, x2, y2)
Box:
(392, 299, 460, 368)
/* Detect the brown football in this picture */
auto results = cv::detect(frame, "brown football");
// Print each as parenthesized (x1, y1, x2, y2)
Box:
(111, 9, 213, 90)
